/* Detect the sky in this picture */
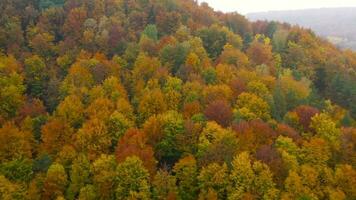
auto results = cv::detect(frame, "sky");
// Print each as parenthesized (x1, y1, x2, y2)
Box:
(200, 0, 356, 14)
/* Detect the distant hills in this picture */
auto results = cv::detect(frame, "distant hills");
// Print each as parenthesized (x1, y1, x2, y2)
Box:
(247, 7, 356, 50)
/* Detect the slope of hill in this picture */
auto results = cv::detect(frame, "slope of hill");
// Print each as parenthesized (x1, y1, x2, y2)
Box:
(247, 7, 356, 49)
(0, 0, 355, 199)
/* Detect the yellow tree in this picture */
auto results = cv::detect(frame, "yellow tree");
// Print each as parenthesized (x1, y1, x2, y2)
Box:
(0, 122, 32, 162)
(43, 163, 68, 200)
(115, 156, 151, 200)
(75, 118, 111, 160)
(55, 95, 84, 128)
(40, 118, 74, 156)
(198, 162, 229, 199)
(173, 155, 199, 200)
(228, 152, 278, 200)
(235, 92, 271, 121)
(138, 88, 167, 123)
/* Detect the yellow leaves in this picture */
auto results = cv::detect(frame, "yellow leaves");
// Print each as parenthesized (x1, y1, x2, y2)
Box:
(40, 119, 74, 156)
(55, 95, 84, 127)
(310, 113, 341, 146)
(198, 163, 228, 199)
(198, 121, 232, 155)
(185, 52, 201, 72)
(132, 53, 161, 83)
(102, 76, 128, 101)
(116, 156, 151, 200)
(0, 175, 25, 200)
(280, 73, 311, 99)
(299, 138, 331, 166)
(229, 152, 277, 200)
(216, 64, 238, 84)
(75, 118, 111, 160)
(0, 122, 32, 162)
(334, 164, 356, 198)
(203, 84, 233, 104)
(218, 44, 249, 67)
(138, 88, 167, 123)
(235, 92, 271, 121)
(0, 54, 21, 74)
(85, 97, 115, 120)
(43, 163, 68, 199)
(61, 63, 94, 95)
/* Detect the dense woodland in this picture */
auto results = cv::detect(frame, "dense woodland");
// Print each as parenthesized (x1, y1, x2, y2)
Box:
(0, 0, 355, 199)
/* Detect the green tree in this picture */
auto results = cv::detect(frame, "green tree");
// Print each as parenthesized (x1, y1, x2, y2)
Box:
(173, 155, 198, 200)
(235, 92, 271, 121)
(115, 156, 151, 200)
(142, 24, 158, 41)
(310, 113, 341, 145)
(198, 163, 229, 199)
(24, 55, 48, 99)
(152, 170, 178, 200)
(43, 163, 68, 199)
(66, 154, 91, 200)
(91, 154, 117, 200)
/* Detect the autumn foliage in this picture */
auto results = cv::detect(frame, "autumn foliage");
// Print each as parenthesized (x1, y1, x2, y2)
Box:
(0, 0, 355, 199)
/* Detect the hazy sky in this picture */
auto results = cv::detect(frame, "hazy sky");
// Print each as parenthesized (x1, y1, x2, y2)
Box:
(200, 0, 356, 14)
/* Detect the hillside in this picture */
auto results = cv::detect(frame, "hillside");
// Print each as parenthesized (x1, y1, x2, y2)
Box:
(0, 0, 355, 199)
(247, 7, 356, 49)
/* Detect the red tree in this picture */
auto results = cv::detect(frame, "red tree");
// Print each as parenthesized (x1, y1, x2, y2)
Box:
(115, 128, 157, 176)
(204, 100, 233, 127)
(294, 105, 319, 131)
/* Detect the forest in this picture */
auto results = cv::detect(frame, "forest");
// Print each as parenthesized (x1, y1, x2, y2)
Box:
(0, 0, 355, 199)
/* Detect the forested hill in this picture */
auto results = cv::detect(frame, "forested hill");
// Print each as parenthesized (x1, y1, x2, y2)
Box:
(0, 0, 355, 199)
(247, 7, 356, 50)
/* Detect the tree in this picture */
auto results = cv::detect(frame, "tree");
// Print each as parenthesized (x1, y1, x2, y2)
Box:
(299, 138, 330, 166)
(235, 92, 271, 121)
(0, 158, 33, 182)
(198, 25, 227, 59)
(294, 105, 319, 132)
(138, 89, 167, 123)
(152, 169, 178, 199)
(107, 111, 134, 147)
(115, 156, 151, 200)
(0, 175, 25, 200)
(55, 95, 84, 128)
(0, 122, 32, 162)
(75, 118, 111, 160)
(143, 111, 185, 164)
(78, 185, 97, 200)
(156, 11, 181, 35)
(115, 129, 157, 176)
(91, 154, 117, 199)
(85, 97, 115, 120)
(228, 152, 278, 199)
(310, 113, 341, 145)
(198, 163, 229, 199)
(173, 155, 198, 200)
(24, 55, 48, 98)
(40, 118, 73, 156)
(334, 164, 356, 198)
(246, 35, 274, 66)
(43, 163, 68, 200)
(218, 44, 249, 67)
(197, 121, 232, 158)
(204, 100, 233, 127)
(0, 70, 25, 120)
(203, 84, 233, 104)
(66, 154, 91, 200)
(142, 24, 158, 41)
